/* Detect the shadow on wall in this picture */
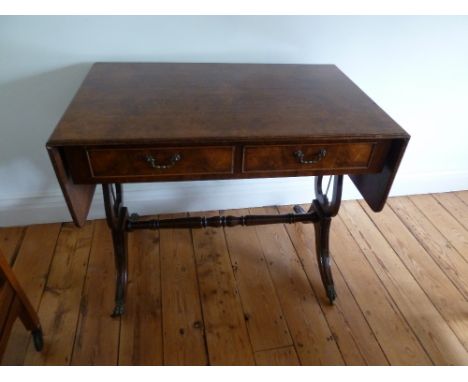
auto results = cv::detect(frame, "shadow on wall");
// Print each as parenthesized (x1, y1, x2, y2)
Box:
(0, 63, 92, 225)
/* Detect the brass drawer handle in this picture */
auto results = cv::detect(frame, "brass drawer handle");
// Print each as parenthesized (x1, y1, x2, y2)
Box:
(146, 153, 181, 169)
(294, 148, 327, 164)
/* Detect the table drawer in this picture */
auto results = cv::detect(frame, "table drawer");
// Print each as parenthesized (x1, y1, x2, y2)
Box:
(87, 146, 234, 179)
(243, 143, 376, 173)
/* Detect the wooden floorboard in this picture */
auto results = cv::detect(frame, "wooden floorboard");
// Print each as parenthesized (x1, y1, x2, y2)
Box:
(0, 227, 25, 266)
(255, 345, 301, 365)
(455, 190, 468, 206)
(410, 194, 468, 262)
(1, 191, 468, 365)
(190, 210, 255, 365)
(433, 192, 468, 230)
(70, 220, 120, 365)
(376, 198, 468, 353)
(159, 213, 207, 365)
(1, 223, 61, 365)
(223, 208, 293, 352)
(330, 214, 432, 365)
(252, 206, 344, 365)
(24, 222, 94, 365)
(277, 204, 389, 366)
(342, 201, 468, 365)
(119, 218, 163, 365)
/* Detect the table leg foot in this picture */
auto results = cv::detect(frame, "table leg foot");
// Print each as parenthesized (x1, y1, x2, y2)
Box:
(326, 285, 336, 304)
(112, 301, 125, 317)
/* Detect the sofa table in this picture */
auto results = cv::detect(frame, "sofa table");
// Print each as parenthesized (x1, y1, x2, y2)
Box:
(46, 63, 409, 316)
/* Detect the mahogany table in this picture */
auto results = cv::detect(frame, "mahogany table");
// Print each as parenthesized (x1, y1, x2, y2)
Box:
(46, 63, 409, 316)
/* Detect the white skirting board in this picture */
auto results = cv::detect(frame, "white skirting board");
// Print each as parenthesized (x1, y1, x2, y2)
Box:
(0, 170, 467, 227)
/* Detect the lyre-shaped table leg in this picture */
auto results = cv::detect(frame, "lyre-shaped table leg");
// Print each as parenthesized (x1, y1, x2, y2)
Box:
(102, 183, 129, 317)
(314, 175, 343, 304)
(295, 175, 343, 304)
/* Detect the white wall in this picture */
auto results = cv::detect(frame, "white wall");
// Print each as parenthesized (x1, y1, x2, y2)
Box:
(0, 16, 467, 226)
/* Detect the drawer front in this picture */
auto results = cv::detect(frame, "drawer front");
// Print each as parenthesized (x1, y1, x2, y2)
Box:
(243, 143, 375, 173)
(87, 146, 234, 178)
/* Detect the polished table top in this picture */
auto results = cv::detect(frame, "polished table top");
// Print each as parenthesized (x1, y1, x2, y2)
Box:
(48, 63, 408, 146)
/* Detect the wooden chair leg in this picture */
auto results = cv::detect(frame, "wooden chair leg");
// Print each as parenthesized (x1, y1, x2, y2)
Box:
(18, 306, 43, 351)
(0, 298, 22, 358)
(0, 252, 43, 355)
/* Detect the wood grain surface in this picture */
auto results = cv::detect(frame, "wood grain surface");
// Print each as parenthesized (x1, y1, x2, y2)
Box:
(3, 191, 466, 365)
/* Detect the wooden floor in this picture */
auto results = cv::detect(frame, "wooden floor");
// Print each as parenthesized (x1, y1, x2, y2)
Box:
(1, 191, 468, 365)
